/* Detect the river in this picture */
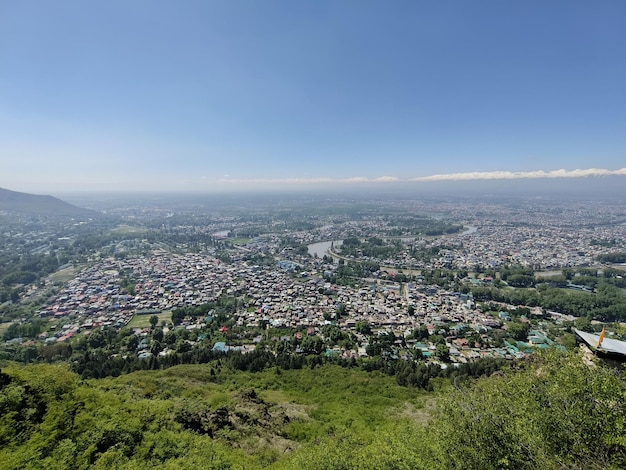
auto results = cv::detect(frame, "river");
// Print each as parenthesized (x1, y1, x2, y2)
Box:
(307, 226, 477, 259)
(307, 240, 343, 259)
(460, 225, 478, 236)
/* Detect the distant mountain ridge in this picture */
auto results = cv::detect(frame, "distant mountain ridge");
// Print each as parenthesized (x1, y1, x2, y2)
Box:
(0, 187, 97, 217)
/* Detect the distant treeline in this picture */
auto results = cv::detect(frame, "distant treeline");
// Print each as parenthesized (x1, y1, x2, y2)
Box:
(471, 282, 626, 321)
(597, 252, 626, 264)
(0, 252, 66, 287)
(67, 341, 507, 392)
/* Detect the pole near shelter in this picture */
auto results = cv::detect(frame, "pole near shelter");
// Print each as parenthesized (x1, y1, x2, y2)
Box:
(597, 327, 606, 348)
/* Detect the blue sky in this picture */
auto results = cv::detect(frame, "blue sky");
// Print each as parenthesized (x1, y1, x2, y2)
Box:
(1, 0, 625, 193)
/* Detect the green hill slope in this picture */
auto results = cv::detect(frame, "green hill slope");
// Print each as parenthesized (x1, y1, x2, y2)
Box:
(0, 352, 624, 469)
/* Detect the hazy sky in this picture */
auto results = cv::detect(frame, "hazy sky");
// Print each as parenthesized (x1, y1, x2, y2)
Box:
(1, 1, 625, 193)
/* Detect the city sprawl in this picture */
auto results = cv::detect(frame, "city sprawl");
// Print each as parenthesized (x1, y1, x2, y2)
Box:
(2, 193, 626, 376)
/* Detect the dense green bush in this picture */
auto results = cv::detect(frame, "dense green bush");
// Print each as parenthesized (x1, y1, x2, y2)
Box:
(0, 351, 624, 469)
(431, 351, 626, 469)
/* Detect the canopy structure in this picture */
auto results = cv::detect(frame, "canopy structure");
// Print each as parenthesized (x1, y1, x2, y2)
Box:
(574, 328, 626, 360)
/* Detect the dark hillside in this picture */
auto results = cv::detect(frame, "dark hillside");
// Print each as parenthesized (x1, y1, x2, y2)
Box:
(0, 187, 97, 217)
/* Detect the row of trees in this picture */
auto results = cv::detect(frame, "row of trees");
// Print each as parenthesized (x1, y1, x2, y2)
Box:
(1, 317, 46, 341)
(0, 252, 67, 287)
(325, 259, 380, 286)
(64, 319, 507, 391)
(340, 237, 403, 259)
(471, 282, 626, 321)
(597, 251, 626, 263)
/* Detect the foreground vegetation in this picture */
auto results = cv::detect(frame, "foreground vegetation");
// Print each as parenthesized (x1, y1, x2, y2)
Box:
(1, 351, 624, 469)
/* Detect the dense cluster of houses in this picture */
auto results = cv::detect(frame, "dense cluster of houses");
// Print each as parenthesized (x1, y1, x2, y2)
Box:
(32, 246, 565, 364)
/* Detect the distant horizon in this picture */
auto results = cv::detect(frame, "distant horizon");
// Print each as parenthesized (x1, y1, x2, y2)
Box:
(3, 166, 626, 196)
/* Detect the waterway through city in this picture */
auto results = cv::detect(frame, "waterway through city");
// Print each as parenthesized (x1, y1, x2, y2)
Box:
(306, 225, 477, 259)
(307, 240, 343, 259)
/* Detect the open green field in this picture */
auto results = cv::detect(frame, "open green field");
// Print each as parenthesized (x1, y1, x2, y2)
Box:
(230, 237, 252, 245)
(0, 322, 12, 335)
(110, 225, 148, 236)
(553, 286, 593, 295)
(127, 311, 172, 328)
(535, 270, 564, 278)
(48, 265, 83, 284)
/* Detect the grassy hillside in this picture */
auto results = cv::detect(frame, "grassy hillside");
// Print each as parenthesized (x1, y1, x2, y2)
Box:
(0, 352, 624, 469)
(0, 363, 431, 469)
